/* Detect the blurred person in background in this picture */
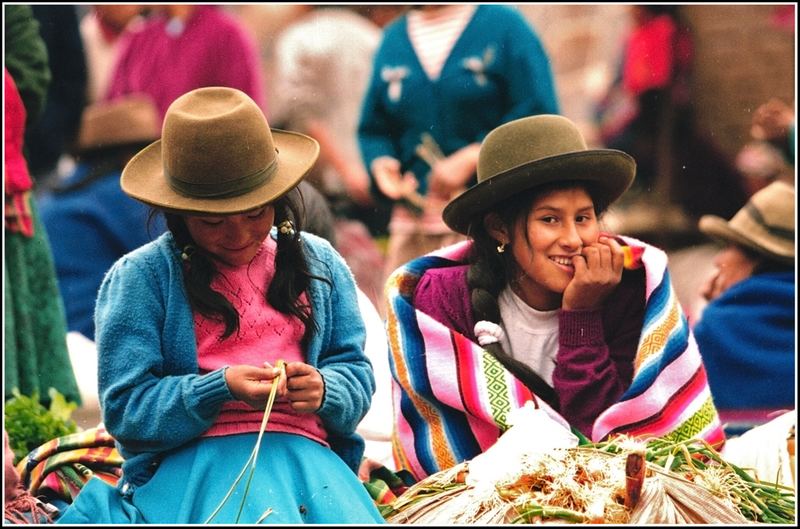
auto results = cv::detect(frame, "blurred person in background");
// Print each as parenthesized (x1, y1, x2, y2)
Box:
(38, 94, 166, 341)
(693, 181, 795, 434)
(595, 4, 747, 224)
(750, 97, 795, 165)
(104, 4, 264, 121)
(358, 4, 559, 286)
(79, 4, 146, 104)
(4, 5, 81, 409)
(596, 5, 691, 195)
(24, 5, 87, 190)
(733, 97, 795, 197)
(270, 5, 404, 312)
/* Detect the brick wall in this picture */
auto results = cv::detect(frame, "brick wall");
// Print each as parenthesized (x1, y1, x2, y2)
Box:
(683, 4, 795, 158)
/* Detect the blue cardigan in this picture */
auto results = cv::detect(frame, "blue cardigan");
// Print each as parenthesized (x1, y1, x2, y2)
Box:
(694, 271, 795, 410)
(358, 5, 559, 197)
(95, 230, 375, 489)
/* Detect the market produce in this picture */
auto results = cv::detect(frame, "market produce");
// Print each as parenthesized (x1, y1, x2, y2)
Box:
(382, 405, 795, 524)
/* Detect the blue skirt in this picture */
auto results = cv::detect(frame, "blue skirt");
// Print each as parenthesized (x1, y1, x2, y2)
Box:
(57, 432, 386, 524)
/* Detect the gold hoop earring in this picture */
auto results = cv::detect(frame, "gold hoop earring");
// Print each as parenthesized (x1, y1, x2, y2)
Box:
(496, 242, 506, 254)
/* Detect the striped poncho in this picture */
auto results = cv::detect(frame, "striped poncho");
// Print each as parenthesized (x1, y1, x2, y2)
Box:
(386, 237, 725, 480)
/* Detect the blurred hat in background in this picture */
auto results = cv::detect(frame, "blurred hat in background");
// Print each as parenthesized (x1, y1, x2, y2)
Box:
(75, 94, 160, 154)
(699, 180, 795, 264)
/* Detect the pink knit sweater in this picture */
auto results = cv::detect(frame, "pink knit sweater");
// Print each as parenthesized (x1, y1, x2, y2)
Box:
(195, 237, 327, 445)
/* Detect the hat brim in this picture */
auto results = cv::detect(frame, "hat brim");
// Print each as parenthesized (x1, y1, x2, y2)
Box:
(699, 214, 794, 264)
(443, 150, 635, 234)
(120, 129, 319, 215)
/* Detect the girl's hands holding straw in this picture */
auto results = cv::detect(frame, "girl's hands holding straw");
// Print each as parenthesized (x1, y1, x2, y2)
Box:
(225, 363, 285, 410)
(284, 362, 325, 413)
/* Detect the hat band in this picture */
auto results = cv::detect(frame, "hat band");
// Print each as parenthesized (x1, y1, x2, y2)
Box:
(167, 156, 278, 199)
(744, 202, 793, 242)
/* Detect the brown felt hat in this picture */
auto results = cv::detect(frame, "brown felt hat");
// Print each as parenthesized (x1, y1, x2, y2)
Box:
(121, 86, 319, 215)
(699, 180, 795, 264)
(443, 114, 636, 234)
(75, 94, 160, 153)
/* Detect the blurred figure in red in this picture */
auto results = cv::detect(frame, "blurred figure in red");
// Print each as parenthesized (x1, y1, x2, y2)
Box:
(596, 5, 747, 222)
(597, 5, 692, 195)
(104, 5, 264, 120)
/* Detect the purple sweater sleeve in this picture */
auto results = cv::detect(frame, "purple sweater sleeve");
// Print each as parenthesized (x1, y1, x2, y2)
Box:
(414, 265, 645, 437)
(414, 266, 476, 339)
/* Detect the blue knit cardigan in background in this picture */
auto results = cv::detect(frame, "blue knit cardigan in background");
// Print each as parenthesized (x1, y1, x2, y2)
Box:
(358, 4, 559, 197)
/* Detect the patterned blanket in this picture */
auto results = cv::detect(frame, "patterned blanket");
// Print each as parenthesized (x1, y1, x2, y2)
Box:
(386, 237, 725, 480)
(16, 426, 123, 505)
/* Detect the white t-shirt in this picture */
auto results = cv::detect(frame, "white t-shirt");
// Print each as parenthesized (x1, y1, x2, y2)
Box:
(498, 287, 560, 385)
(406, 5, 477, 81)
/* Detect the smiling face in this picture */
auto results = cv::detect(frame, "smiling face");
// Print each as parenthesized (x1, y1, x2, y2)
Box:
(489, 186, 600, 310)
(184, 205, 275, 267)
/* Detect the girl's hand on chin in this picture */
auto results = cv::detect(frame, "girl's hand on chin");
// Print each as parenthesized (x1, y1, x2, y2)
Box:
(562, 236, 624, 310)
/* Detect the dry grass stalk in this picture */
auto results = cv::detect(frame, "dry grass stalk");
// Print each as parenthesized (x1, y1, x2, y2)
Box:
(383, 440, 794, 524)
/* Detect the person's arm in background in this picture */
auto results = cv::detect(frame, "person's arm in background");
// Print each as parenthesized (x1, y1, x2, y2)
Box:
(3, 4, 51, 126)
(751, 97, 795, 162)
(306, 119, 374, 206)
(356, 33, 415, 203)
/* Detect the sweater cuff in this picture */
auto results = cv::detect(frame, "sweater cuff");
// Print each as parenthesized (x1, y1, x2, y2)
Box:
(559, 309, 604, 346)
(191, 368, 234, 409)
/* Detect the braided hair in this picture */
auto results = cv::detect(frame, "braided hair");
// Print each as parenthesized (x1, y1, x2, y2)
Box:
(161, 186, 325, 348)
(464, 181, 610, 410)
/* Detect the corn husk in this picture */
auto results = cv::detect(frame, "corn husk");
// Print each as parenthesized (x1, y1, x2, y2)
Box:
(629, 466, 749, 524)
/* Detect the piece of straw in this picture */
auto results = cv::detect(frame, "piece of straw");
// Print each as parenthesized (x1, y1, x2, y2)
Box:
(204, 361, 286, 524)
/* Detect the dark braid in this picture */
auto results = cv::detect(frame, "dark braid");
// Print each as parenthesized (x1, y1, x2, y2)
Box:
(165, 212, 239, 336)
(466, 218, 560, 410)
(270, 187, 326, 350)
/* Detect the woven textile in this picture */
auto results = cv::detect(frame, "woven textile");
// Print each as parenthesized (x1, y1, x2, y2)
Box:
(386, 237, 725, 480)
(16, 426, 122, 504)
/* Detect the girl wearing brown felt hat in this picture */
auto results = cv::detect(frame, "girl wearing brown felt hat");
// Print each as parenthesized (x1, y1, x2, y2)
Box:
(382, 114, 726, 481)
(57, 87, 385, 524)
